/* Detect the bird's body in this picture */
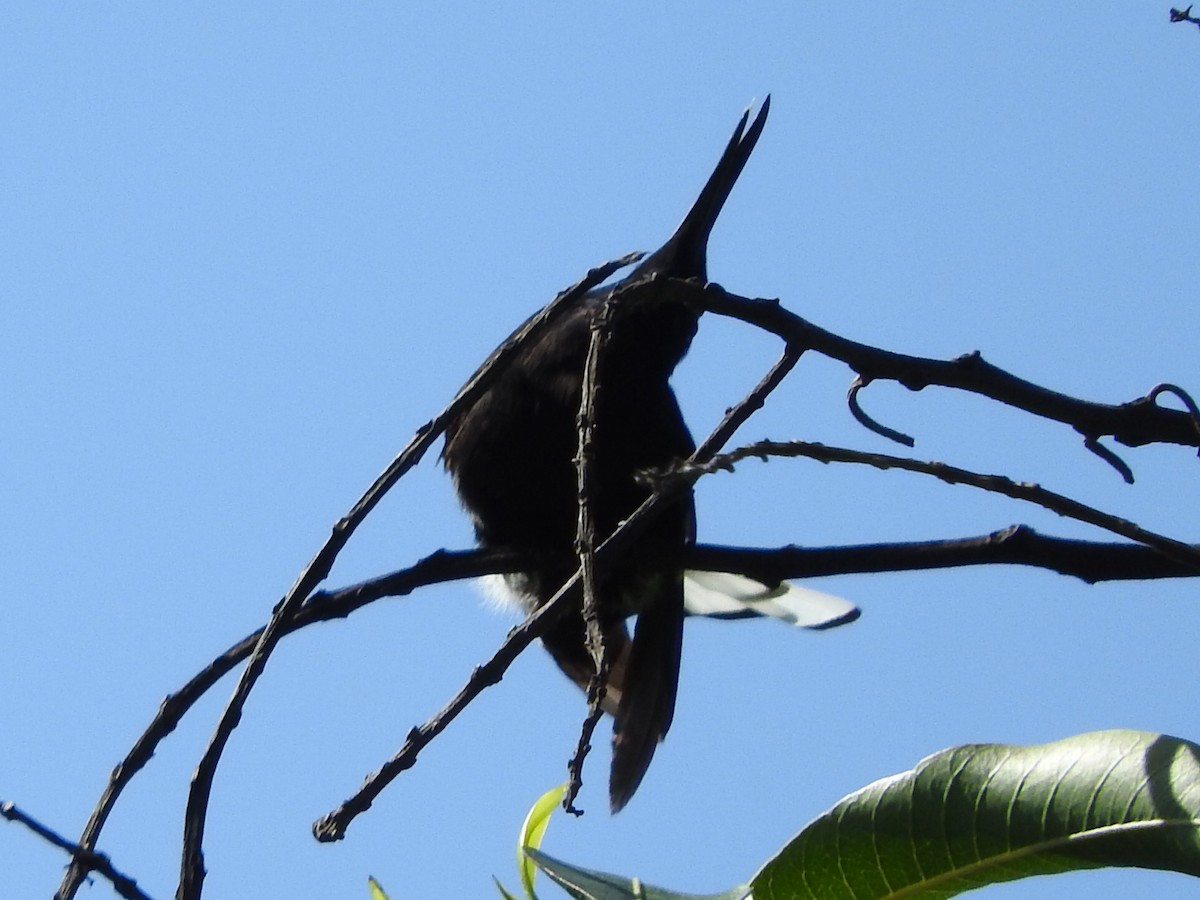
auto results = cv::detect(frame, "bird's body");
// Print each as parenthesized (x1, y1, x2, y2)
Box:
(444, 99, 835, 811)
(443, 267, 702, 810)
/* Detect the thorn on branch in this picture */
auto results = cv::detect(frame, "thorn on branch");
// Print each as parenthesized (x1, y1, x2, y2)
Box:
(848, 378, 916, 447)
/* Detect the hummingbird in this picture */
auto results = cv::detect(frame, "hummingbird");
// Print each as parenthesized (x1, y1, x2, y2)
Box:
(442, 98, 856, 811)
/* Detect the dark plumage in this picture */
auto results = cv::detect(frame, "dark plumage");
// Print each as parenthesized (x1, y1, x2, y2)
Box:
(442, 99, 770, 811)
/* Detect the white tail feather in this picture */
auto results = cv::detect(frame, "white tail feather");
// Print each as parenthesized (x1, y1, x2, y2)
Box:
(683, 571, 859, 629)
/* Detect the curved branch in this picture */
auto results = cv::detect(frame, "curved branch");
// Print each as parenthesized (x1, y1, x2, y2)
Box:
(1083, 437, 1135, 484)
(848, 377, 915, 447)
(685, 282, 1200, 451)
(1149, 383, 1200, 453)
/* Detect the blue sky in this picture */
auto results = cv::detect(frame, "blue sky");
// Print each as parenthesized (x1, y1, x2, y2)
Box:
(4, 6, 1200, 899)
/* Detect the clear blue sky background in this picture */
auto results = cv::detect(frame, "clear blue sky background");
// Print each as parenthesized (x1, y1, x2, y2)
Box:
(4, 6, 1200, 899)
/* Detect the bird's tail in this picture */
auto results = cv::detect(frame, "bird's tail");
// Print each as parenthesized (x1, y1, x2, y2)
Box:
(537, 581, 685, 813)
(539, 569, 855, 812)
(608, 574, 685, 812)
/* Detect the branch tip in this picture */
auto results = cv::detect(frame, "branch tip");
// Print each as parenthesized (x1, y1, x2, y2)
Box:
(848, 379, 916, 447)
(1083, 437, 1135, 484)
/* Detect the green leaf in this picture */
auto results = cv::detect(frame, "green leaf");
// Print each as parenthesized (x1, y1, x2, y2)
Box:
(368, 876, 390, 900)
(519, 783, 568, 899)
(752, 729, 1200, 898)
(525, 847, 750, 900)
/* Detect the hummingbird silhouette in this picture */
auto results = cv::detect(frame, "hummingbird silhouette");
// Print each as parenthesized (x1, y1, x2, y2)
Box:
(443, 98, 856, 811)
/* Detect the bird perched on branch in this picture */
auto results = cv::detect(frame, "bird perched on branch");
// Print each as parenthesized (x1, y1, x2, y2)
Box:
(443, 97, 857, 812)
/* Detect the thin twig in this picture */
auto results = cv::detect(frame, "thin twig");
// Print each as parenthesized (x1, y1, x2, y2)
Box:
(1083, 437, 1134, 484)
(3, 801, 154, 900)
(310, 586, 556, 841)
(54, 551, 509, 900)
(692, 325, 805, 459)
(311, 472, 695, 841)
(1149, 383, 1200, 455)
(565, 290, 616, 814)
(657, 439, 1200, 573)
(848, 377, 915, 447)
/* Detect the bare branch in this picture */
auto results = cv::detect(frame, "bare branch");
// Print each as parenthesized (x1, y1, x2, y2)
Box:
(309, 596, 549, 842)
(849, 377, 915, 447)
(54, 551, 506, 900)
(686, 282, 1200, 454)
(565, 289, 616, 814)
(1171, 6, 1200, 28)
(311, 471, 695, 841)
(653, 439, 1200, 573)
(3, 801, 154, 900)
(1149, 383, 1200, 454)
(688, 529, 1200, 585)
(1083, 437, 1135, 484)
(691, 314, 805, 458)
